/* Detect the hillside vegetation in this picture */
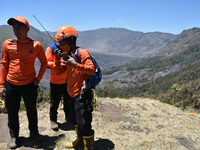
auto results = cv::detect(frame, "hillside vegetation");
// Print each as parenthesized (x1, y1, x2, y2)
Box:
(98, 28, 200, 109)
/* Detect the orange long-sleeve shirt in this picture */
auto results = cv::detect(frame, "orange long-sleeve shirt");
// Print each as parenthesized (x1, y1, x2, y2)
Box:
(45, 46, 67, 84)
(0, 38, 47, 87)
(55, 48, 95, 98)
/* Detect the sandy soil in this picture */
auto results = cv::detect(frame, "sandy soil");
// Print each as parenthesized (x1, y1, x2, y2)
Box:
(0, 97, 200, 150)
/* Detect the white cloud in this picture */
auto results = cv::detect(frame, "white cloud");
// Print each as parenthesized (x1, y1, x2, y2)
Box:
(117, 19, 130, 24)
(117, 19, 124, 23)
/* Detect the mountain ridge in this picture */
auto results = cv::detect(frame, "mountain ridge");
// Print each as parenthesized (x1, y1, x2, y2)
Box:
(156, 27, 200, 57)
(0, 25, 176, 58)
(77, 27, 176, 58)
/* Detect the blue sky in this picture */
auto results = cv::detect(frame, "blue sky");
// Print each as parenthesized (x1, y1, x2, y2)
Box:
(0, 0, 200, 34)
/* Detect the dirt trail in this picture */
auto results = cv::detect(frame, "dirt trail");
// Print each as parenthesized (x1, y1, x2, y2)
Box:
(1, 97, 200, 150)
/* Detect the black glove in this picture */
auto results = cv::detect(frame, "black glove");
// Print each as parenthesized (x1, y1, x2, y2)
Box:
(54, 48, 62, 60)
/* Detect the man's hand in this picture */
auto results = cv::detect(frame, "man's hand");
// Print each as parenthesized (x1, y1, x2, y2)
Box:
(33, 78, 39, 86)
(61, 52, 70, 60)
(61, 56, 77, 68)
(0, 87, 7, 97)
(54, 48, 62, 60)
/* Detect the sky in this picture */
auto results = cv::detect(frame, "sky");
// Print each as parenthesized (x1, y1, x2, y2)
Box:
(0, 0, 200, 34)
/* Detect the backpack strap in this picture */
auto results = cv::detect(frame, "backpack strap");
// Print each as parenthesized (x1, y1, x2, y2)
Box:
(74, 47, 82, 63)
(75, 48, 98, 69)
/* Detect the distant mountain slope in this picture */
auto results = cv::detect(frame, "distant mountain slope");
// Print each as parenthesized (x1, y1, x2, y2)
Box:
(0, 25, 176, 59)
(0, 25, 52, 50)
(0, 25, 176, 72)
(156, 27, 200, 57)
(77, 28, 176, 58)
(99, 27, 200, 107)
(0, 25, 15, 46)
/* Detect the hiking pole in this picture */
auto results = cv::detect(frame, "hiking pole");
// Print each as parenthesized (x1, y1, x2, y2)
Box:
(33, 15, 59, 48)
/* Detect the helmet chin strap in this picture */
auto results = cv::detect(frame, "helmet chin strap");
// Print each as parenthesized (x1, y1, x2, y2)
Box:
(68, 48, 73, 55)
(69, 45, 79, 55)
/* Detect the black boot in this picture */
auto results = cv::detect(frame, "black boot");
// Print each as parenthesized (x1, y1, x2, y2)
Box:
(65, 125, 84, 148)
(83, 130, 94, 150)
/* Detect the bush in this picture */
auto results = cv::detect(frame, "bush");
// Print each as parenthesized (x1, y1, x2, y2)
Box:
(37, 85, 50, 102)
(0, 98, 6, 113)
(175, 80, 200, 107)
(157, 80, 200, 109)
(160, 97, 174, 105)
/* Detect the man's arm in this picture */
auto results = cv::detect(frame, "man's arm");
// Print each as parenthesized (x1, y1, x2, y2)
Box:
(0, 41, 9, 97)
(36, 44, 47, 84)
(60, 49, 95, 75)
(75, 49, 95, 75)
(45, 47, 56, 68)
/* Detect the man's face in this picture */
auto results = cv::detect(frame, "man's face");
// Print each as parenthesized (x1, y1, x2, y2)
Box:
(12, 21, 28, 40)
(59, 38, 71, 53)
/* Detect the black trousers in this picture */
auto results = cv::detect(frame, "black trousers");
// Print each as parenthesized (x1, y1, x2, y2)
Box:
(68, 89, 93, 136)
(5, 81, 38, 139)
(49, 82, 69, 122)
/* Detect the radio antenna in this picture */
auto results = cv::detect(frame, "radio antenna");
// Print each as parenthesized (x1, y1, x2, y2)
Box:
(33, 15, 59, 48)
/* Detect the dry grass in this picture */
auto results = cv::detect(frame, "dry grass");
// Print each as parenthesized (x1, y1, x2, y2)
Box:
(0, 97, 200, 150)
(91, 97, 200, 150)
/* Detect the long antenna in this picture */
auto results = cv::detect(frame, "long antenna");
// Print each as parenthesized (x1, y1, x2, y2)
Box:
(33, 15, 59, 48)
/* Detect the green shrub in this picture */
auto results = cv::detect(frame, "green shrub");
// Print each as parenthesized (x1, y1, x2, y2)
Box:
(143, 94, 155, 99)
(37, 85, 50, 102)
(160, 97, 174, 105)
(0, 98, 6, 113)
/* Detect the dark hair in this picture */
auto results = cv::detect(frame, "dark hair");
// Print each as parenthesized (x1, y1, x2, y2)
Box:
(70, 36, 77, 45)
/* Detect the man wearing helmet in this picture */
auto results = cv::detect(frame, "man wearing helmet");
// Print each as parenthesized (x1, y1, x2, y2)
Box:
(54, 25, 95, 150)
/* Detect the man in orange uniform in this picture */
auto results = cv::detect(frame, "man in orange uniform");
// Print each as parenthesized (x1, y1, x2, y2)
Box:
(45, 42, 69, 130)
(54, 25, 95, 150)
(0, 15, 47, 149)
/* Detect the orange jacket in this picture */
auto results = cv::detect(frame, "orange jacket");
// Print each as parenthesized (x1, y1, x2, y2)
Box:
(45, 46, 67, 84)
(55, 48, 95, 98)
(0, 38, 47, 87)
